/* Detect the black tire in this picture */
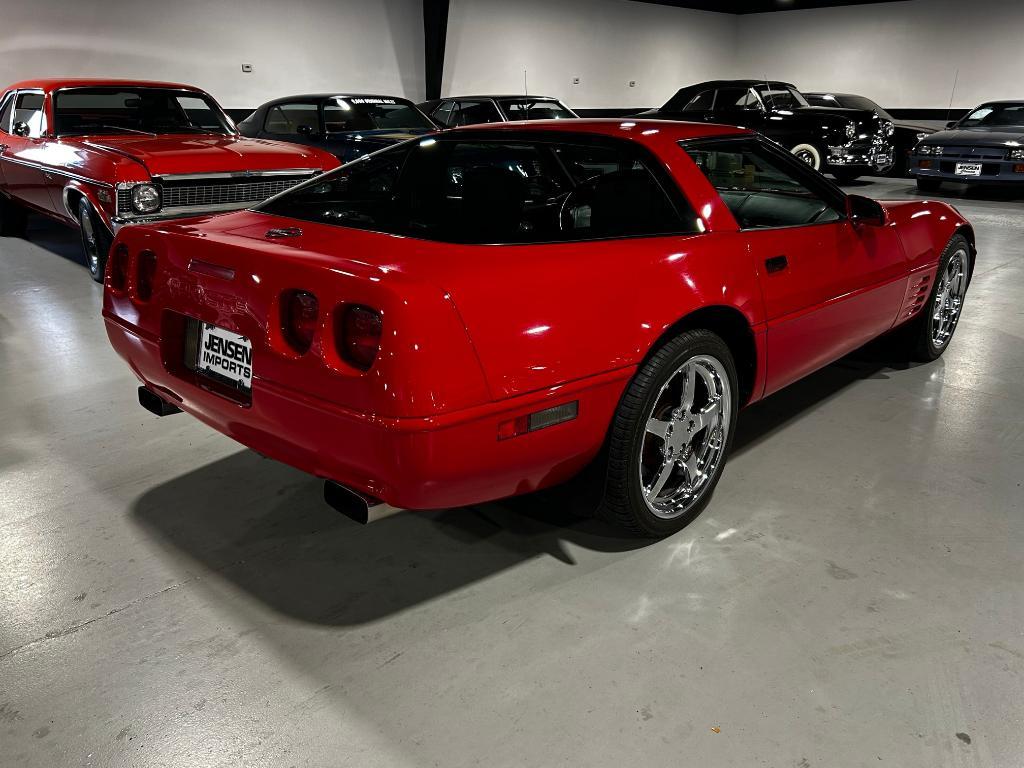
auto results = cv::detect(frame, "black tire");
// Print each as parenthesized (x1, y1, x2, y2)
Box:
(832, 170, 861, 184)
(0, 194, 28, 237)
(600, 330, 739, 538)
(898, 234, 971, 362)
(78, 198, 112, 283)
(916, 177, 942, 193)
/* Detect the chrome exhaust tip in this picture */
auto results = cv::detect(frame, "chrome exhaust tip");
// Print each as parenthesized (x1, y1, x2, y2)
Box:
(324, 481, 405, 524)
(138, 386, 181, 417)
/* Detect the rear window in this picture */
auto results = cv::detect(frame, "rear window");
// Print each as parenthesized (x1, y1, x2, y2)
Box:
(324, 97, 433, 132)
(497, 99, 575, 120)
(259, 135, 700, 244)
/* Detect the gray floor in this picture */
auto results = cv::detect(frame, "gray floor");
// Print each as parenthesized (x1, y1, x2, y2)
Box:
(1, 177, 1022, 768)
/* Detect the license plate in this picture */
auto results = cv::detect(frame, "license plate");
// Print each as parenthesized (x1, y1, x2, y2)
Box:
(874, 153, 893, 166)
(955, 163, 982, 177)
(196, 322, 253, 391)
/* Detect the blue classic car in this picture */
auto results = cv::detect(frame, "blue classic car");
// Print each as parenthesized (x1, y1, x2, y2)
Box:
(911, 101, 1024, 191)
(238, 94, 437, 162)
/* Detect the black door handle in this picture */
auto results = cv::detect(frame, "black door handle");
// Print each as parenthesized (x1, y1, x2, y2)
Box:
(765, 255, 788, 273)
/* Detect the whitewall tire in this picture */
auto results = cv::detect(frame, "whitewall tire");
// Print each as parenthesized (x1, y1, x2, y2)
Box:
(790, 143, 822, 170)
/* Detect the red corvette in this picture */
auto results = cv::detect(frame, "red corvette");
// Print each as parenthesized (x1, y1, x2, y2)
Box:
(103, 119, 973, 536)
(0, 79, 338, 281)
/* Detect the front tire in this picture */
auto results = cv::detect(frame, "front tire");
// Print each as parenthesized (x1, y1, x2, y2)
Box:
(790, 143, 822, 171)
(600, 330, 739, 538)
(0, 194, 28, 237)
(900, 234, 971, 362)
(78, 198, 112, 283)
(917, 177, 942, 194)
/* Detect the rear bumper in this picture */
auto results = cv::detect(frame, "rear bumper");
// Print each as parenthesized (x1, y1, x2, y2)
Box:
(911, 155, 1024, 182)
(105, 313, 631, 510)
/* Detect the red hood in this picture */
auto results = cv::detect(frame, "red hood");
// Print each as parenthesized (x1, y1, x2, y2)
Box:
(81, 134, 329, 176)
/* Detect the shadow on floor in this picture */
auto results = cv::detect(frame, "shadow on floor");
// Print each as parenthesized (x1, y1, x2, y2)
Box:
(23, 215, 84, 267)
(132, 336, 911, 626)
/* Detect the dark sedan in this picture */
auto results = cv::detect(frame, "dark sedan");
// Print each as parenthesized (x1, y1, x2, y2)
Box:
(805, 92, 934, 176)
(911, 101, 1024, 192)
(418, 95, 577, 127)
(238, 94, 436, 162)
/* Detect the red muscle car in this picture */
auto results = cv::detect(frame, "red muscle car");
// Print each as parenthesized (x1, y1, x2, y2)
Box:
(0, 79, 338, 281)
(103, 120, 973, 537)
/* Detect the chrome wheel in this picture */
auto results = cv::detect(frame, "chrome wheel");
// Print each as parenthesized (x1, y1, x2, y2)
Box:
(80, 207, 99, 276)
(795, 149, 816, 165)
(931, 247, 968, 348)
(639, 355, 732, 520)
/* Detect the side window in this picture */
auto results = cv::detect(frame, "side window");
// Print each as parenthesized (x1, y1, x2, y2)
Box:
(682, 90, 715, 111)
(263, 102, 319, 135)
(0, 93, 13, 133)
(713, 88, 760, 112)
(684, 139, 843, 229)
(431, 101, 455, 127)
(450, 101, 503, 127)
(552, 143, 696, 238)
(12, 92, 46, 138)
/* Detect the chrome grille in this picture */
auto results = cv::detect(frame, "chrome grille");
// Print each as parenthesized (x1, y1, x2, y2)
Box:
(117, 175, 312, 217)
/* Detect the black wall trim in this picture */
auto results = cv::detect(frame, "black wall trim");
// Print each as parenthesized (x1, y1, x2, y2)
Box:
(226, 108, 255, 122)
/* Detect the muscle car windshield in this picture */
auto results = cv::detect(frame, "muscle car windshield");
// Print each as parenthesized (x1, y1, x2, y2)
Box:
(957, 103, 1024, 128)
(325, 98, 434, 132)
(754, 86, 808, 111)
(496, 99, 575, 120)
(54, 87, 233, 136)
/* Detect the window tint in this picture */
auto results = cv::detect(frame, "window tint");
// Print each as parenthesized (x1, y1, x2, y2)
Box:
(714, 88, 760, 111)
(264, 103, 318, 135)
(54, 88, 231, 135)
(0, 93, 13, 133)
(261, 137, 698, 244)
(498, 99, 575, 120)
(681, 90, 714, 111)
(685, 139, 842, 229)
(449, 101, 503, 127)
(431, 101, 455, 127)
(13, 92, 45, 137)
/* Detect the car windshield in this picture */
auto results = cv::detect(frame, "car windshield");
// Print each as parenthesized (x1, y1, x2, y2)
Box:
(54, 87, 233, 136)
(957, 103, 1024, 128)
(754, 86, 809, 111)
(324, 98, 434, 132)
(496, 99, 575, 120)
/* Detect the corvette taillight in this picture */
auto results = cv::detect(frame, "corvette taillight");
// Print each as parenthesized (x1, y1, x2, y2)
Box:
(281, 290, 319, 354)
(136, 250, 157, 301)
(109, 244, 129, 292)
(338, 305, 382, 371)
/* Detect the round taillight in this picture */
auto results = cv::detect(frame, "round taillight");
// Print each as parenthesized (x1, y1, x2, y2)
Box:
(281, 290, 319, 354)
(109, 243, 130, 292)
(338, 305, 382, 371)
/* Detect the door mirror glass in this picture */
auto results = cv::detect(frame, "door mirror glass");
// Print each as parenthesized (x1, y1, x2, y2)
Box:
(848, 194, 885, 226)
(12, 121, 30, 137)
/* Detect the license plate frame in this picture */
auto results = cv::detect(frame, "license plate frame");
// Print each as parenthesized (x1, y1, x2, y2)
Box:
(194, 321, 253, 392)
(955, 162, 983, 177)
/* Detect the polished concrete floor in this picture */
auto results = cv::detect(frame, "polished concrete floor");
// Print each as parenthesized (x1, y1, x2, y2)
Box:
(1, 177, 1022, 767)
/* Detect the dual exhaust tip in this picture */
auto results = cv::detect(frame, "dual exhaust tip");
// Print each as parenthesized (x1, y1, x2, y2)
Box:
(138, 386, 405, 525)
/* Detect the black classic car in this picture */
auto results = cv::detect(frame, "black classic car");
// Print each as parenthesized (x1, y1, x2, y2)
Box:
(418, 95, 577, 127)
(238, 94, 436, 162)
(911, 101, 1024, 192)
(642, 80, 894, 182)
(805, 92, 934, 176)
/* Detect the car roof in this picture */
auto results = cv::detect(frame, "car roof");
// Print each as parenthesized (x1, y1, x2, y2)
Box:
(438, 95, 565, 101)
(257, 94, 416, 106)
(444, 118, 749, 141)
(3, 78, 203, 93)
(684, 79, 797, 91)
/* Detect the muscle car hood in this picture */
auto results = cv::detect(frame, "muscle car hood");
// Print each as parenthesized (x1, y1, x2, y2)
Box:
(926, 127, 1024, 146)
(81, 134, 328, 176)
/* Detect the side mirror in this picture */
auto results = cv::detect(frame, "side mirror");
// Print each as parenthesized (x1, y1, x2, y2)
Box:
(945, 121, 957, 129)
(848, 194, 886, 226)
(12, 121, 30, 137)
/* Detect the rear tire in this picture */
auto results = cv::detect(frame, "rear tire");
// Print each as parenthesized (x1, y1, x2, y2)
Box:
(0, 194, 28, 237)
(916, 177, 942, 193)
(898, 234, 971, 362)
(78, 198, 112, 283)
(600, 330, 739, 538)
(790, 143, 822, 171)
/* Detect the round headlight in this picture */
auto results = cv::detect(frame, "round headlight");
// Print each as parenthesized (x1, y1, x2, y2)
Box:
(131, 183, 161, 214)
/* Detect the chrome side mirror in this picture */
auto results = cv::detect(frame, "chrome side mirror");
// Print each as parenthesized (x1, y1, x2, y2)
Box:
(12, 121, 30, 137)
(848, 194, 886, 226)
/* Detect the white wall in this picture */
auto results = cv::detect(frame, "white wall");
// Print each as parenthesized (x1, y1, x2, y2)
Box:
(442, 0, 737, 109)
(736, 0, 1024, 109)
(0, 0, 425, 109)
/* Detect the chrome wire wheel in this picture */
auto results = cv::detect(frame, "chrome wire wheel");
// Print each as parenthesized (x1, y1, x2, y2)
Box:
(80, 206, 99, 276)
(639, 354, 732, 520)
(931, 246, 968, 349)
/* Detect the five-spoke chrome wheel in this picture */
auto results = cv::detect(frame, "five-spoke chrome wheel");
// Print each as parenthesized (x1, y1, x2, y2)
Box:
(931, 246, 968, 349)
(639, 354, 732, 519)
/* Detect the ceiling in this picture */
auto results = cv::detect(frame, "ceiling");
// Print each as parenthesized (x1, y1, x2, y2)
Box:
(636, 0, 907, 13)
